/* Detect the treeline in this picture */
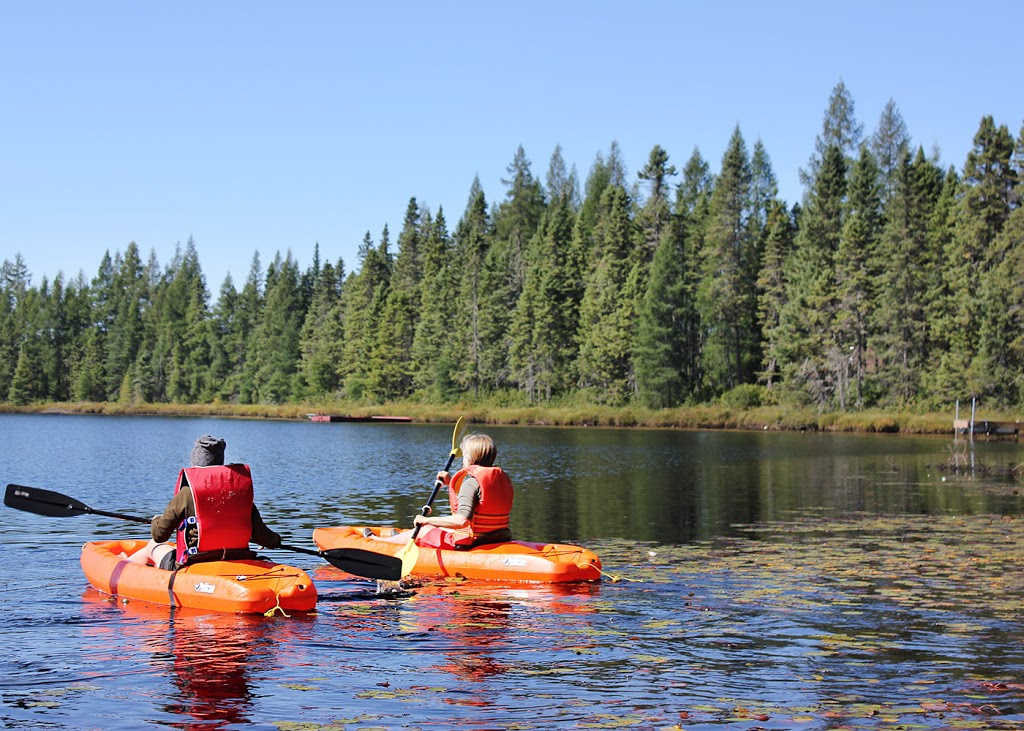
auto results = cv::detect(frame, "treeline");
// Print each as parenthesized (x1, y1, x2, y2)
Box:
(2, 83, 1022, 411)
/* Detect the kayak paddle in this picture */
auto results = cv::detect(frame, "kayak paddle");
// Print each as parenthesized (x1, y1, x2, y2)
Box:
(395, 416, 466, 577)
(4, 483, 401, 581)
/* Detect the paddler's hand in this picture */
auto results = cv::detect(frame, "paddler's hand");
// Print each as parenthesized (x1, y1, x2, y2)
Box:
(437, 471, 450, 485)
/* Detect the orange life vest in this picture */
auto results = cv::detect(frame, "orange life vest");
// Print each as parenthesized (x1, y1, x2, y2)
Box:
(174, 464, 254, 566)
(448, 464, 514, 538)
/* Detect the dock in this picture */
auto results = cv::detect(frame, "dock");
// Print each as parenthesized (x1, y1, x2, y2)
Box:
(953, 399, 1020, 439)
(308, 414, 412, 423)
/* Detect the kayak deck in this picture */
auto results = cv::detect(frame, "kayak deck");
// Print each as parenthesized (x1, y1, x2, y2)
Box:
(312, 526, 602, 583)
(80, 539, 318, 614)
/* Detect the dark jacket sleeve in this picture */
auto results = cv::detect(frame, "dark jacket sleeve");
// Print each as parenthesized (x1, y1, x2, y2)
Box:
(250, 505, 282, 548)
(150, 487, 192, 543)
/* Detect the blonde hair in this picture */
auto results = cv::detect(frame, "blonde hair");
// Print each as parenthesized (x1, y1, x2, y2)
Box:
(461, 434, 496, 467)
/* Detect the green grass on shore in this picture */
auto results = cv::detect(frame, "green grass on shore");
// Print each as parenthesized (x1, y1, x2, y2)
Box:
(2, 399, 1006, 437)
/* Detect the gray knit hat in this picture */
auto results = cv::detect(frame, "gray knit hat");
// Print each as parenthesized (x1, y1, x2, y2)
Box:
(190, 435, 226, 467)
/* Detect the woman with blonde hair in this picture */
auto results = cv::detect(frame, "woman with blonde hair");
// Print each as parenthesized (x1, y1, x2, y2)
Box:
(373, 433, 514, 549)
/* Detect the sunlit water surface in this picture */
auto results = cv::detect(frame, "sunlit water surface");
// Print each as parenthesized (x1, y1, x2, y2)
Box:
(1, 414, 1022, 730)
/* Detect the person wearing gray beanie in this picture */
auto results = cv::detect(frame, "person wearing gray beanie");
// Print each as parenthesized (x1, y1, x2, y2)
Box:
(126, 434, 281, 569)
(190, 435, 226, 467)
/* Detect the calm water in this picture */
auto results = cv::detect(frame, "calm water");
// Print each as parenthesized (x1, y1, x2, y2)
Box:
(1, 413, 1022, 730)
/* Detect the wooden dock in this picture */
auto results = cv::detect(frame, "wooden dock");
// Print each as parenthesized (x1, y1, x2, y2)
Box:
(954, 418, 1020, 438)
(308, 414, 412, 423)
(953, 399, 1020, 439)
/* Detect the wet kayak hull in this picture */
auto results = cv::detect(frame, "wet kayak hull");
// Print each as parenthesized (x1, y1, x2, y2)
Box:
(80, 539, 318, 614)
(312, 526, 602, 583)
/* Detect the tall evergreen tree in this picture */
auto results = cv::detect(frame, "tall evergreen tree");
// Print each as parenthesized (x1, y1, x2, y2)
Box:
(251, 251, 304, 403)
(698, 127, 759, 394)
(104, 243, 148, 399)
(575, 184, 638, 404)
(834, 145, 883, 408)
(673, 148, 714, 399)
(449, 181, 492, 396)
(778, 144, 848, 406)
(410, 208, 457, 398)
(756, 201, 796, 389)
(800, 80, 863, 190)
(340, 229, 392, 399)
(509, 196, 577, 401)
(870, 98, 911, 206)
(634, 212, 689, 407)
(936, 116, 1017, 399)
(298, 260, 345, 398)
(870, 148, 943, 406)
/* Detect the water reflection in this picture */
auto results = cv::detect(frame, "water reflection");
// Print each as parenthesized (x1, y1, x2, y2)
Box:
(79, 592, 301, 730)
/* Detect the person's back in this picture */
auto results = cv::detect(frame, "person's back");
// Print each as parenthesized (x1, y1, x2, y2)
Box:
(127, 435, 280, 569)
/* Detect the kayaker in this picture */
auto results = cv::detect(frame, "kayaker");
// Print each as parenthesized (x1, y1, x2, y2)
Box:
(373, 433, 514, 549)
(125, 434, 282, 569)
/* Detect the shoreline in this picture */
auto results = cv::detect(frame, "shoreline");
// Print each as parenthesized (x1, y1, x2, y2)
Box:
(2, 400, 1015, 438)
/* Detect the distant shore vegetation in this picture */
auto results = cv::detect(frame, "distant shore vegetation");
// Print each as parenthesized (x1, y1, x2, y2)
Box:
(2, 83, 1023, 421)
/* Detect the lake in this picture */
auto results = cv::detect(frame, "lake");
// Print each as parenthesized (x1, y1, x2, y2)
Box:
(1, 413, 1022, 730)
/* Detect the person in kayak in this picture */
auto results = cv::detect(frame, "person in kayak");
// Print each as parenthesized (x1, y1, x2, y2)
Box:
(125, 434, 282, 570)
(373, 433, 514, 549)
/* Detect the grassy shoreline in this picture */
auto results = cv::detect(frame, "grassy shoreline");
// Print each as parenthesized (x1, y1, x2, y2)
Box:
(2, 399, 1009, 437)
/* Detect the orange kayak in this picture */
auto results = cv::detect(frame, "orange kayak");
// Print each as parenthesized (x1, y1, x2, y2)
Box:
(80, 539, 318, 614)
(312, 526, 602, 583)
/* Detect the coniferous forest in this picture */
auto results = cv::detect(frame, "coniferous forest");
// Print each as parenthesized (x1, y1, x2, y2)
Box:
(3, 83, 1023, 413)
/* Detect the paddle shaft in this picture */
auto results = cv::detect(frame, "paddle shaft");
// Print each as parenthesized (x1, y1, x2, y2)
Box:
(5, 483, 401, 581)
(409, 450, 459, 542)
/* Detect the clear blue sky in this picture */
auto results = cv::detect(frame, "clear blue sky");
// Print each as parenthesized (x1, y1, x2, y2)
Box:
(2, 1, 1020, 292)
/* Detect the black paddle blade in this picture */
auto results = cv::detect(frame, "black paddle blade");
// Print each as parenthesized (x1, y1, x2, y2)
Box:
(5, 484, 91, 518)
(321, 548, 403, 581)
(276, 543, 404, 581)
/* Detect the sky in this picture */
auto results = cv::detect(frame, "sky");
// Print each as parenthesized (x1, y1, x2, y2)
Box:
(1, 1, 1020, 292)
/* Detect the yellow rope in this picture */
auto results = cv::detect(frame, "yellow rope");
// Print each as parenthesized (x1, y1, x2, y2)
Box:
(264, 592, 291, 618)
(596, 565, 639, 583)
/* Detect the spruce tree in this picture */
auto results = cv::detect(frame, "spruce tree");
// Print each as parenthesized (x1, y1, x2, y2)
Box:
(756, 201, 796, 389)
(834, 145, 883, 408)
(777, 145, 848, 406)
(575, 184, 638, 404)
(937, 116, 1016, 399)
(410, 208, 457, 398)
(698, 127, 758, 394)
(870, 98, 911, 206)
(298, 260, 345, 398)
(251, 252, 304, 403)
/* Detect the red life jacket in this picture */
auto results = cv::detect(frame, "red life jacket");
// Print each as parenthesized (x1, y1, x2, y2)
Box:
(448, 464, 514, 540)
(174, 464, 254, 566)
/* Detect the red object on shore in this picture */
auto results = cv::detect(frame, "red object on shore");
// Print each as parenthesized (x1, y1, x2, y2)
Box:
(308, 414, 412, 423)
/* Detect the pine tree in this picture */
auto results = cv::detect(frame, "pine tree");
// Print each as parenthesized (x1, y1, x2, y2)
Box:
(251, 252, 304, 403)
(103, 242, 148, 399)
(937, 116, 1017, 399)
(449, 181, 492, 396)
(509, 199, 577, 401)
(225, 254, 265, 403)
(870, 98, 911, 206)
(756, 201, 796, 389)
(673, 148, 714, 400)
(340, 229, 392, 400)
(410, 208, 457, 398)
(870, 148, 943, 406)
(575, 185, 637, 404)
(800, 80, 863, 190)
(697, 127, 758, 394)
(778, 145, 848, 406)
(834, 145, 883, 408)
(976, 205, 1024, 406)
(298, 260, 345, 398)
(634, 213, 689, 407)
